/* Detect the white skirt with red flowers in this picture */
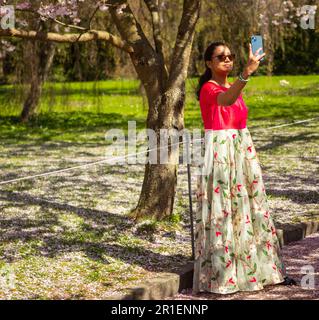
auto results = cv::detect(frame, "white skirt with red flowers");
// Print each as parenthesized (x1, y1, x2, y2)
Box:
(192, 127, 286, 295)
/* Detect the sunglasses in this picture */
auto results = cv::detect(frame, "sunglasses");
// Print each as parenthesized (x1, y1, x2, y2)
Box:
(212, 53, 236, 62)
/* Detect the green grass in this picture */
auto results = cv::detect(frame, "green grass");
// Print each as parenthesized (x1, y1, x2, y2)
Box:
(0, 75, 318, 299)
(0, 75, 318, 144)
(185, 75, 319, 128)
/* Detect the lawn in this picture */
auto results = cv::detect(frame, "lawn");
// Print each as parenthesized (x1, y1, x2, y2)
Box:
(0, 75, 318, 299)
(0, 75, 318, 143)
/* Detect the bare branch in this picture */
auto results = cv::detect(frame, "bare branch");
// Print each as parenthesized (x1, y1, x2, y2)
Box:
(108, 0, 168, 90)
(88, 5, 100, 30)
(52, 18, 88, 31)
(108, 0, 152, 46)
(168, 0, 201, 89)
(144, 0, 164, 55)
(0, 28, 134, 53)
(138, 0, 153, 25)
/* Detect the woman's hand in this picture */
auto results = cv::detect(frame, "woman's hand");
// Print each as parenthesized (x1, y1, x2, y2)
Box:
(216, 43, 266, 106)
(242, 43, 266, 78)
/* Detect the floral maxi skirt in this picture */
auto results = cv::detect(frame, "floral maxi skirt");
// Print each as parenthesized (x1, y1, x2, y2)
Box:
(192, 128, 286, 295)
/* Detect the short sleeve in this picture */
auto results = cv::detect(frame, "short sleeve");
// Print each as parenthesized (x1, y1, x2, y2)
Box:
(199, 82, 224, 106)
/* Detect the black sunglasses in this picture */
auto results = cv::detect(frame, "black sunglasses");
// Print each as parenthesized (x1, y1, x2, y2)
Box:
(212, 53, 236, 62)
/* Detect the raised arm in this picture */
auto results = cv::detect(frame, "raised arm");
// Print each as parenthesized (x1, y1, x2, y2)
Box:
(217, 43, 266, 106)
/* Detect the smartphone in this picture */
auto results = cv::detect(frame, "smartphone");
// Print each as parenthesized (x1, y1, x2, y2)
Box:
(251, 35, 265, 61)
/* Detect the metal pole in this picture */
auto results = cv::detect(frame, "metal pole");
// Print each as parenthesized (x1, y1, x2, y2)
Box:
(185, 133, 195, 261)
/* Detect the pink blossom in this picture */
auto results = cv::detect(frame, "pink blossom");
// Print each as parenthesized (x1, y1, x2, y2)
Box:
(16, 2, 31, 10)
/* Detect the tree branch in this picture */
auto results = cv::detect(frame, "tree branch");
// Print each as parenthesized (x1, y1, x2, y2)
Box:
(168, 0, 201, 89)
(0, 28, 134, 53)
(144, 0, 164, 56)
(143, 0, 168, 90)
(108, 0, 168, 92)
(88, 5, 100, 30)
(15, 8, 88, 31)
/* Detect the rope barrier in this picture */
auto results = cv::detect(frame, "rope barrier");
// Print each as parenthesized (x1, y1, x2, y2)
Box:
(0, 116, 318, 186)
(265, 116, 319, 129)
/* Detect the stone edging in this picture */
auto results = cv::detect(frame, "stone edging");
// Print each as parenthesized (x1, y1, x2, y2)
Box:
(106, 220, 319, 300)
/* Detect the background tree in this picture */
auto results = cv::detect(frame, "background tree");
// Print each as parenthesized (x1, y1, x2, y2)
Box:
(20, 22, 57, 122)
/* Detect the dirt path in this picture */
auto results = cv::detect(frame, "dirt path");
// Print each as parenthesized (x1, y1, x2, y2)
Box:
(165, 233, 319, 300)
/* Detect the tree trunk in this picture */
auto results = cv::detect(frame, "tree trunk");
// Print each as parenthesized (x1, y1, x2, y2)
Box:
(128, 73, 189, 221)
(20, 69, 43, 122)
(20, 37, 56, 122)
(73, 43, 83, 81)
(0, 58, 4, 83)
(119, 0, 200, 221)
(132, 159, 178, 220)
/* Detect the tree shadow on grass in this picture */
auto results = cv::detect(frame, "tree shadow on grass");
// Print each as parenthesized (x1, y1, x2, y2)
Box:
(256, 131, 318, 153)
(267, 188, 319, 205)
(0, 190, 188, 272)
(0, 83, 142, 98)
(0, 112, 146, 144)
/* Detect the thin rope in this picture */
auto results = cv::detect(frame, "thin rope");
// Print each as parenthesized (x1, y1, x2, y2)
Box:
(263, 116, 319, 129)
(0, 116, 318, 186)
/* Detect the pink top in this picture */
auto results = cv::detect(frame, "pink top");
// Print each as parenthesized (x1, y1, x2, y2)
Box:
(199, 81, 248, 130)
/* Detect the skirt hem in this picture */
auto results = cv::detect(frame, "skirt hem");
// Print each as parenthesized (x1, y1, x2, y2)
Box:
(192, 278, 286, 296)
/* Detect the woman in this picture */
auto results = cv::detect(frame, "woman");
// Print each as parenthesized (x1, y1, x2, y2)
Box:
(192, 41, 296, 295)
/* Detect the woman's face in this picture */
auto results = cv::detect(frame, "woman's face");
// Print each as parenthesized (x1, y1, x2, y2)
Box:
(206, 45, 234, 75)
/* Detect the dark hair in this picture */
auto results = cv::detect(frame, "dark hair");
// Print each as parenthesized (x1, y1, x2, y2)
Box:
(195, 41, 226, 100)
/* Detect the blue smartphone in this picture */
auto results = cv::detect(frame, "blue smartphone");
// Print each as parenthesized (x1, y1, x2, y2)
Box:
(251, 35, 265, 61)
